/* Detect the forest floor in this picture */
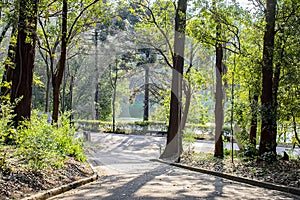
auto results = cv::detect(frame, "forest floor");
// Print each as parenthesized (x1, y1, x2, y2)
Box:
(181, 151, 300, 189)
(0, 156, 94, 200)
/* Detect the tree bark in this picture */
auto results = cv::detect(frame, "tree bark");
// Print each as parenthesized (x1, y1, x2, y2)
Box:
(259, 0, 277, 156)
(52, 0, 67, 123)
(160, 0, 187, 162)
(214, 33, 224, 158)
(10, 0, 38, 123)
(94, 30, 100, 120)
(0, 26, 17, 98)
(249, 94, 259, 146)
(111, 63, 118, 133)
(69, 75, 74, 123)
(45, 61, 51, 113)
(143, 64, 149, 121)
(181, 83, 191, 131)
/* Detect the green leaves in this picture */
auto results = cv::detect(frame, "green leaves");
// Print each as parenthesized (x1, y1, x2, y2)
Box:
(15, 111, 85, 170)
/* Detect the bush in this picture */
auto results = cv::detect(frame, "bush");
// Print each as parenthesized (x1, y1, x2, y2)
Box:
(0, 100, 17, 144)
(16, 111, 85, 170)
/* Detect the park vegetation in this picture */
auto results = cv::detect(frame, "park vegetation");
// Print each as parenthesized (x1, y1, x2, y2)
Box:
(0, 0, 299, 195)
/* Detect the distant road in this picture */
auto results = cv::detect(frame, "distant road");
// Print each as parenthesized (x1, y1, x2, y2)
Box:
(79, 132, 300, 157)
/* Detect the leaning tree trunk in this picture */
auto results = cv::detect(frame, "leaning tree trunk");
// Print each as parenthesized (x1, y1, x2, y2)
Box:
(10, 0, 38, 124)
(160, 0, 187, 162)
(259, 0, 277, 156)
(52, 0, 67, 123)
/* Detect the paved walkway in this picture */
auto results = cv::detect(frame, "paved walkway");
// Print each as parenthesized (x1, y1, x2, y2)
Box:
(50, 133, 300, 200)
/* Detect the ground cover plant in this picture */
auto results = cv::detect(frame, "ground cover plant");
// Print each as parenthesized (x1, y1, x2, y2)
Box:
(0, 103, 92, 199)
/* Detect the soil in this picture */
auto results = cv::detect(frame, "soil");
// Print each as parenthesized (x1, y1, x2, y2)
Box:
(0, 158, 94, 200)
(181, 152, 300, 189)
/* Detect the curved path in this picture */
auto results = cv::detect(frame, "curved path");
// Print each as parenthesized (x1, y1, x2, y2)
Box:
(50, 133, 299, 200)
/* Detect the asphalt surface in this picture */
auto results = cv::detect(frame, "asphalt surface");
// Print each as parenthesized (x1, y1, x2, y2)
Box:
(49, 133, 300, 200)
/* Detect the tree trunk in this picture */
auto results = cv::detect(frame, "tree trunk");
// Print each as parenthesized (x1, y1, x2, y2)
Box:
(0, 26, 16, 98)
(259, 0, 277, 156)
(181, 83, 191, 131)
(45, 62, 51, 113)
(52, 0, 67, 123)
(292, 114, 300, 147)
(94, 30, 99, 120)
(214, 17, 224, 157)
(143, 65, 149, 121)
(160, 0, 187, 162)
(10, 0, 38, 123)
(69, 75, 74, 123)
(112, 67, 118, 133)
(181, 42, 194, 131)
(62, 67, 67, 112)
(249, 93, 259, 146)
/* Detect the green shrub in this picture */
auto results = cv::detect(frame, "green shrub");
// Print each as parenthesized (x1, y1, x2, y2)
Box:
(16, 111, 85, 170)
(134, 121, 149, 127)
(0, 100, 17, 144)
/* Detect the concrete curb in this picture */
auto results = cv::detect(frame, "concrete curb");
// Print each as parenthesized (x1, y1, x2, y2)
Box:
(22, 174, 97, 200)
(22, 160, 99, 200)
(152, 159, 300, 197)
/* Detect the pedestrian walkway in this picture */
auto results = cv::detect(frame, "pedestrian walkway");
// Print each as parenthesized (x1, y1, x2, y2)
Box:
(49, 133, 300, 200)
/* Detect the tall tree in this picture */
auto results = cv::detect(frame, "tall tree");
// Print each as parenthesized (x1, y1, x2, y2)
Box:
(214, 22, 224, 158)
(10, 0, 38, 123)
(52, 0, 68, 123)
(213, 0, 224, 158)
(37, 0, 103, 122)
(160, 0, 187, 162)
(259, 0, 277, 156)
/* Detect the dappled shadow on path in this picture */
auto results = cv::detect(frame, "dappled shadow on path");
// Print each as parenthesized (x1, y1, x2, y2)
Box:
(49, 163, 300, 200)
(50, 133, 300, 200)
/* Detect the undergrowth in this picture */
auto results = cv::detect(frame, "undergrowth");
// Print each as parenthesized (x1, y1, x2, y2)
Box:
(0, 102, 85, 171)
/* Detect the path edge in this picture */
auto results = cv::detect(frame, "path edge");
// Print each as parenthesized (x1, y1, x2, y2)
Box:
(21, 162, 99, 200)
(152, 159, 300, 197)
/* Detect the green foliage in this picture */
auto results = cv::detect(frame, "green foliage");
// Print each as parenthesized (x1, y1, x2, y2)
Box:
(223, 148, 235, 156)
(98, 72, 113, 121)
(0, 100, 17, 144)
(16, 111, 85, 170)
(134, 120, 149, 127)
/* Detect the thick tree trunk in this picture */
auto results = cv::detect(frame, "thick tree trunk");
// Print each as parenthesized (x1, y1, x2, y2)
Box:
(214, 22, 224, 158)
(10, 0, 38, 123)
(160, 0, 187, 162)
(52, 0, 67, 123)
(249, 94, 259, 146)
(259, 0, 277, 156)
